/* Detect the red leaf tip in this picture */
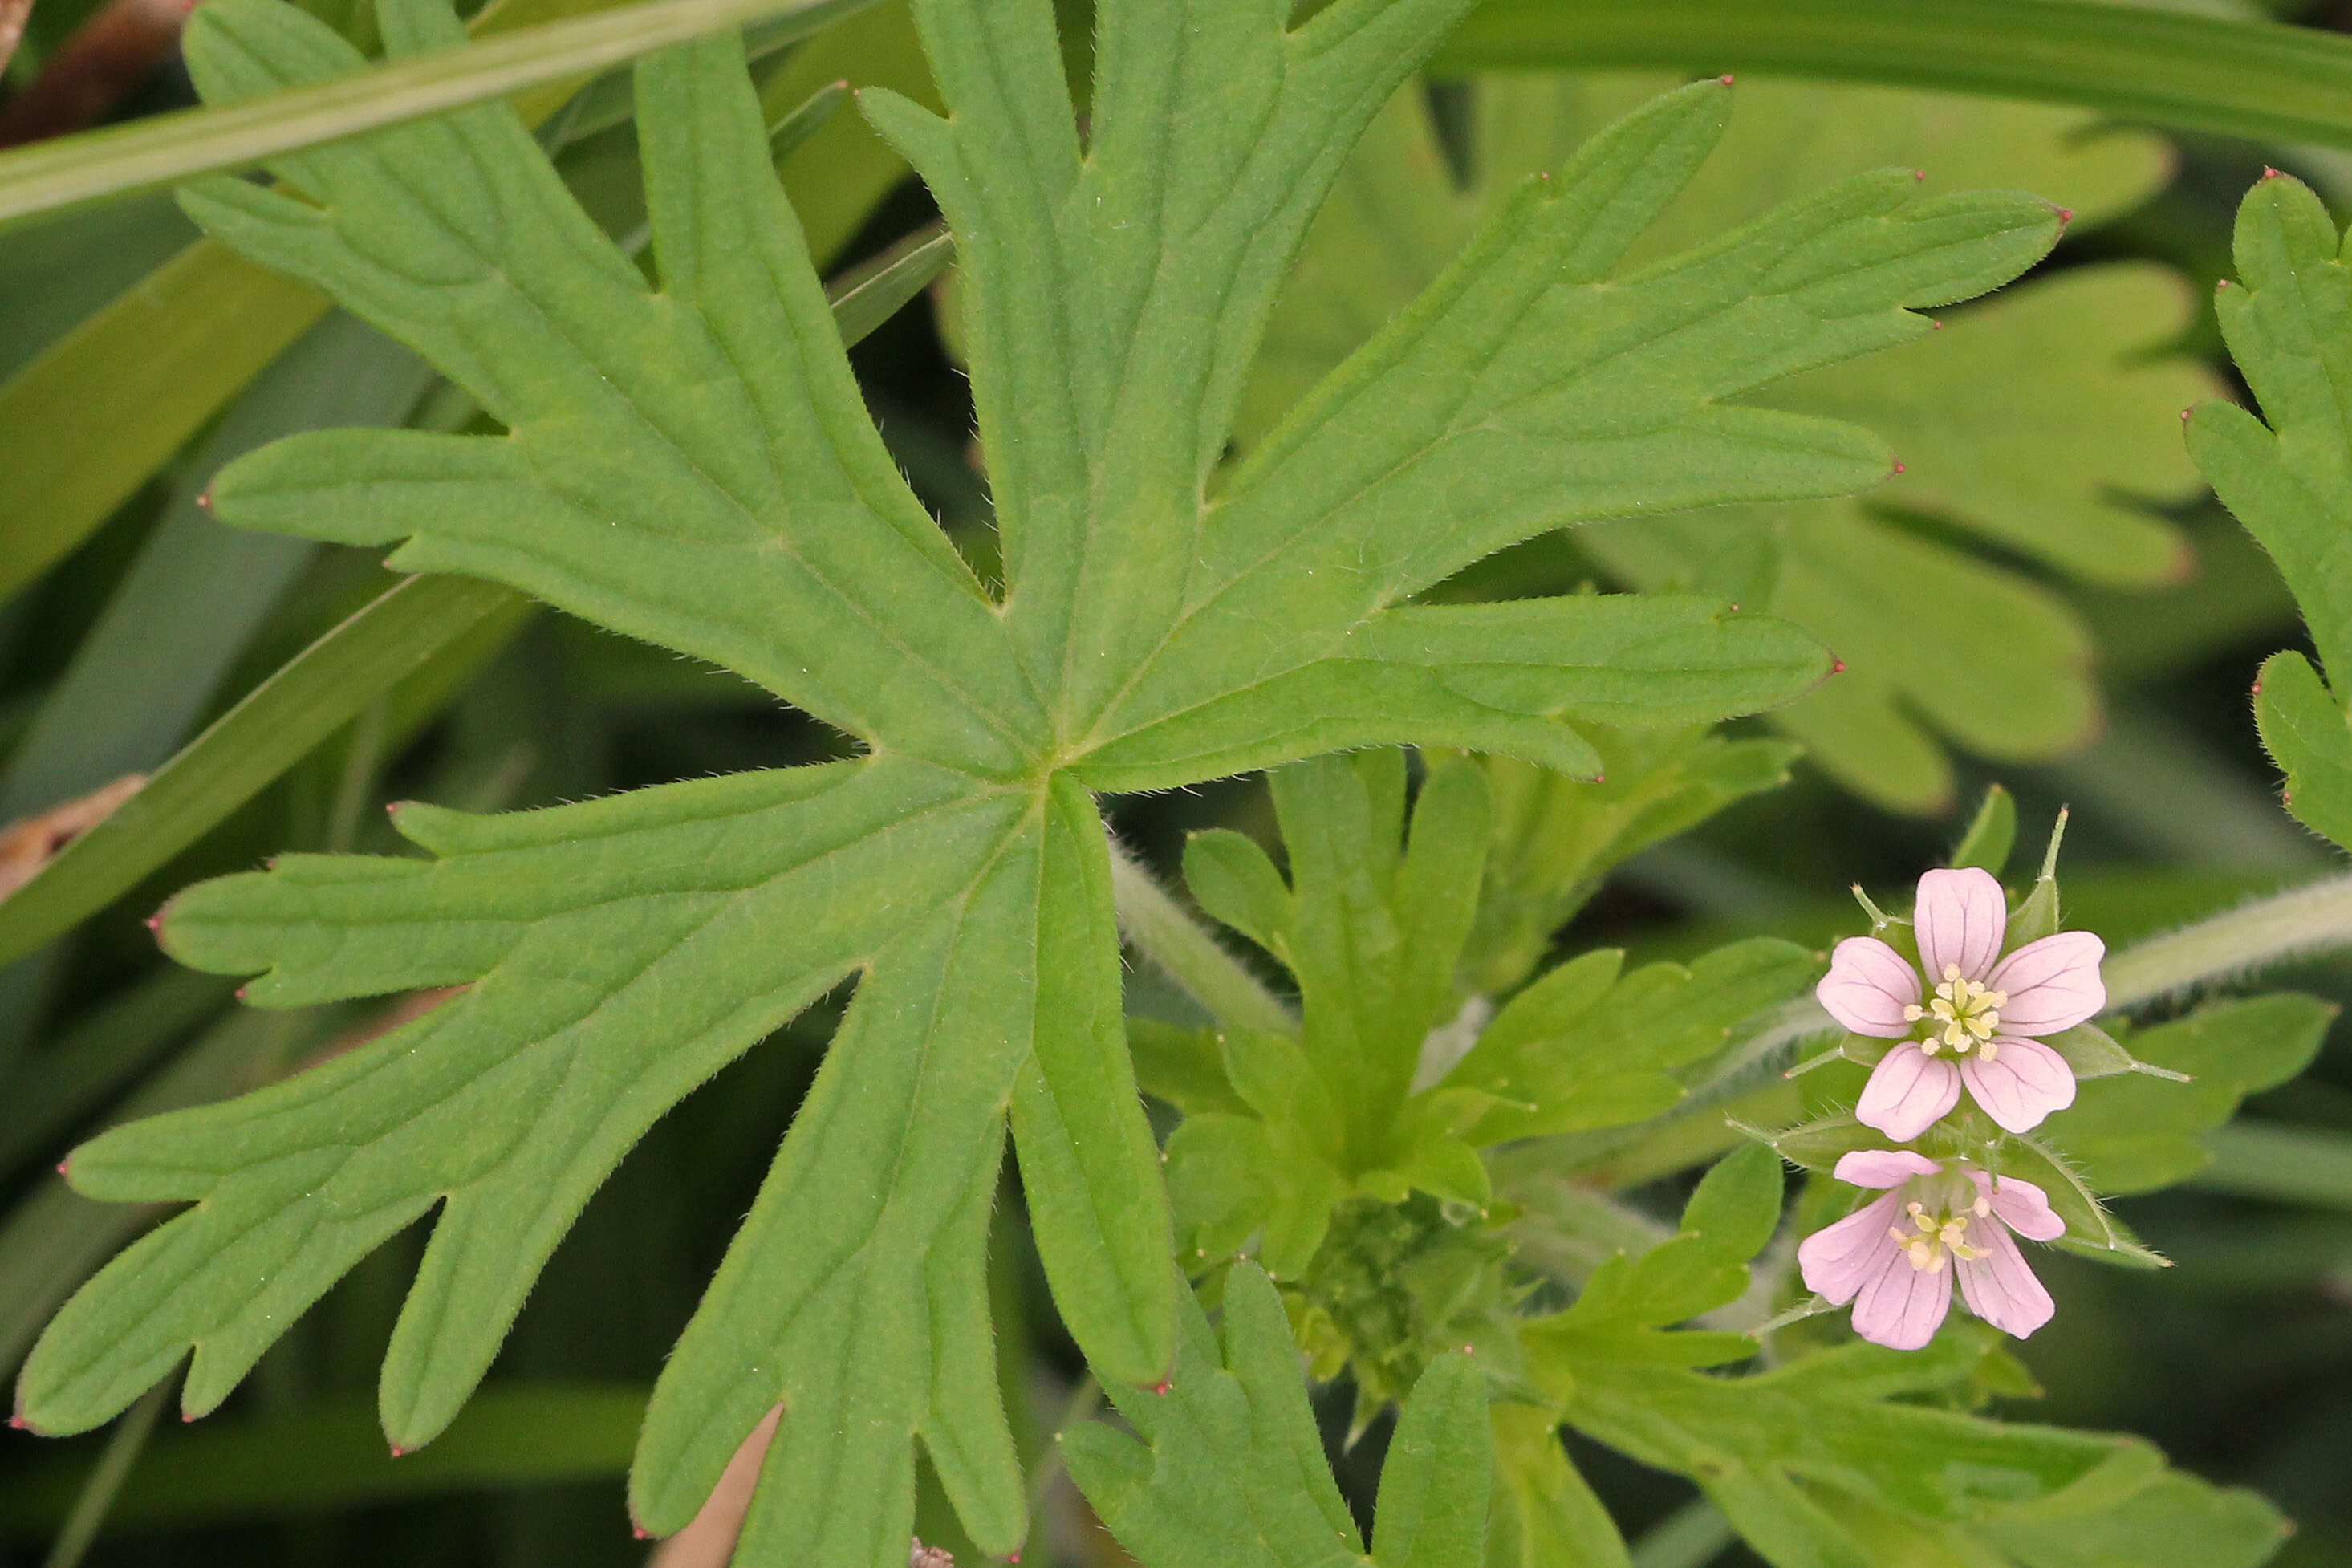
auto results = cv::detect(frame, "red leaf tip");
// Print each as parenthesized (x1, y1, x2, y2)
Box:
(632, 1527, 651, 1541)
(2054, 207, 2074, 224)
(2262, 165, 2284, 180)
(1891, 461, 1907, 474)
(1727, 602, 1740, 613)
(2253, 680, 2264, 695)
(1718, 73, 1735, 86)
(390, 1445, 408, 1459)
(54, 1160, 68, 1178)
(1149, 1379, 1172, 1395)
(194, 492, 213, 511)
(1830, 659, 1847, 675)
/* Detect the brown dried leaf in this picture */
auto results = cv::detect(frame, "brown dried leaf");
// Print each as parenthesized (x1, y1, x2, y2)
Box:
(0, 774, 143, 900)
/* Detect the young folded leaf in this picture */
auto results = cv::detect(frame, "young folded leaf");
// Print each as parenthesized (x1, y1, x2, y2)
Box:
(16, 0, 2059, 1559)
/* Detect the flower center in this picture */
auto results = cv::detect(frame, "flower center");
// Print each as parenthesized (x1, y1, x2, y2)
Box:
(1901, 962, 2007, 1057)
(1889, 1196, 1990, 1273)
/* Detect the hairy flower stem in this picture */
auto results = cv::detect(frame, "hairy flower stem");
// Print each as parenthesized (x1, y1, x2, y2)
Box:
(1105, 839, 1297, 1037)
(2101, 871, 2352, 1008)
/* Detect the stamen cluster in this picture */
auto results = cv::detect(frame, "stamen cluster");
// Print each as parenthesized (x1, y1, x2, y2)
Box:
(1908, 965, 2006, 1057)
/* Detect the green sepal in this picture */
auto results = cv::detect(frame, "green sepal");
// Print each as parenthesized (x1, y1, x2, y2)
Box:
(1948, 782, 2017, 875)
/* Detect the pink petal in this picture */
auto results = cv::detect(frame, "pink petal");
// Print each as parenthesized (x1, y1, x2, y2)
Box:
(1798, 1192, 1905, 1305)
(1913, 867, 2008, 985)
(1968, 1170, 2066, 1242)
(1817, 937, 1921, 1038)
(1959, 1038, 2077, 1134)
(1850, 1243, 1953, 1351)
(1953, 1221, 2056, 1339)
(1854, 1044, 1962, 1143)
(1987, 932, 2106, 1035)
(1831, 1149, 1944, 1190)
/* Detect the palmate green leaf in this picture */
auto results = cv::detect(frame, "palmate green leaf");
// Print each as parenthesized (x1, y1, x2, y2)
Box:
(1444, 937, 1818, 1144)
(1246, 72, 2215, 812)
(1559, 1337, 2284, 1568)
(17, 0, 2057, 1560)
(2189, 172, 2352, 850)
(1064, 1262, 1490, 1568)
(1157, 750, 1813, 1292)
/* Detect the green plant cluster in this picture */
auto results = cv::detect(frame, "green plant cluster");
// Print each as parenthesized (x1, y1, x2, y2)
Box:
(5, 1, 2352, 1567)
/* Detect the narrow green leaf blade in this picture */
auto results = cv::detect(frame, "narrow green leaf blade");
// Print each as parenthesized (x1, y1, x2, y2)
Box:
(1009, 777, 1177, 1387)
(0, 0, 875, 232)
(1371, 1351, 1490, 1568)
(0, 1383, 647, 1537)
(634, 841, 1036, 1558)
(1434, 0, 2352, 156)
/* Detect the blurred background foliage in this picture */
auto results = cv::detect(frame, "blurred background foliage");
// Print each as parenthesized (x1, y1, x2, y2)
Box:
(5, 0, 2352, 1563)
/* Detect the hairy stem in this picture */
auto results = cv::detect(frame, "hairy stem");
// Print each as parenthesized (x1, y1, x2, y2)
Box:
(1629, 1497, 1736, 1568)
(1105, 839, 1296, 1037)
(2103, 871, 2352, 1008)
(2192, 1122, 2352, 1212)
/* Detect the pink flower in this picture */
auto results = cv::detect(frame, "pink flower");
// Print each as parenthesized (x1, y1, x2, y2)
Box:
(1796, 1149, 2066, 1350)
(1817, 867, 2102, 1141)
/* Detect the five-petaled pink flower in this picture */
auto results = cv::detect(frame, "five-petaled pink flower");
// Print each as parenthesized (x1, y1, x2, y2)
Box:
(1797, 1149, 2066, 1350)
(1817, 867, 2104, 1142)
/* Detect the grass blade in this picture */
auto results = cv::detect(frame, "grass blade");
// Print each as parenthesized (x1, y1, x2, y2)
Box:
(1437, 0, 2352, 152)
(0, 0, 875, 231)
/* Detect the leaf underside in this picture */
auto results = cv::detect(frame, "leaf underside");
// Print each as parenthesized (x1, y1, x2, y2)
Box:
(18, 0, 2057, 1561)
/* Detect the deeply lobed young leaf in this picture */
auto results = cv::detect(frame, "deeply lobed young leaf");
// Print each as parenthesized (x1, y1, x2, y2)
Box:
(1064, 1262, 1491, 1568)
(2192, 172, 2352, 851)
